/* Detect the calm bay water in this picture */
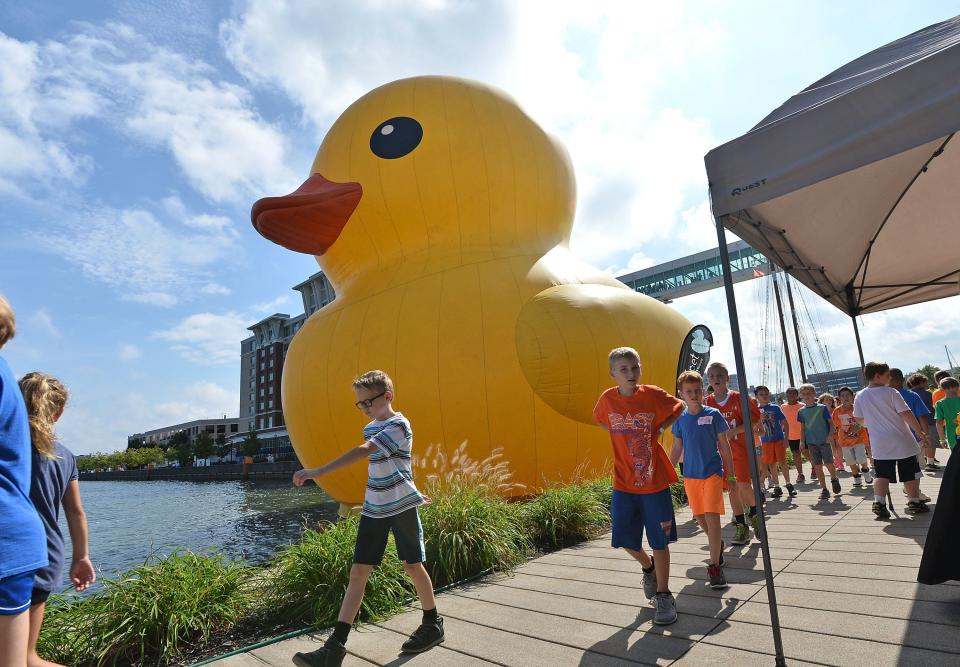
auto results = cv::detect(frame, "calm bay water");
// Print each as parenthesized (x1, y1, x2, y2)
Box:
(62, 480, 339, 591)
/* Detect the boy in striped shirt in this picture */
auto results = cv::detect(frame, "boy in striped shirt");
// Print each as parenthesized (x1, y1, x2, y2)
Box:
(292, 370, 442, 667)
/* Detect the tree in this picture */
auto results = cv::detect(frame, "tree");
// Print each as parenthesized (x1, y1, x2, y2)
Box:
(215, 433, 230, 459)
(241, 431, 261, 458)
(194, 431, 214, 461)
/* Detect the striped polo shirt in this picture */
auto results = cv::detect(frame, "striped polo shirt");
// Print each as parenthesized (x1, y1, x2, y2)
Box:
(361, 412, 424, 518)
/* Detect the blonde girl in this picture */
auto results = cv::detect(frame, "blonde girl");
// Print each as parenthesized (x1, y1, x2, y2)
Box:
(19, 372, 95, 667)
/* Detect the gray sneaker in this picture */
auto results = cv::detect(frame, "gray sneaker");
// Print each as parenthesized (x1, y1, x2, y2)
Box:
(708, 564, 728, 590)
(653, 592, 678, 625)
(641, 566, 657, 601)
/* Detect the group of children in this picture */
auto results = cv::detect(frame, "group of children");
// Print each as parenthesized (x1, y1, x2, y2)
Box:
(0, 295, 94, 667)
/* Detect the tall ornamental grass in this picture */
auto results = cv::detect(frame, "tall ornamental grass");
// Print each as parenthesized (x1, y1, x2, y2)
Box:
(523, 479, 610, 549)
(38, 551, 248, 666)
(419, 444, 528, 587)
(266, 517, 414, 627)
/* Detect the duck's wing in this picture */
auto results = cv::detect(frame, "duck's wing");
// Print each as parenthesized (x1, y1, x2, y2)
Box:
(516, 284, 691, 424)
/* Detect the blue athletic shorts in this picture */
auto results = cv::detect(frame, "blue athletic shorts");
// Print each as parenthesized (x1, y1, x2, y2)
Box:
(611, 488, 677, 551)
(0, 570, 35, 616)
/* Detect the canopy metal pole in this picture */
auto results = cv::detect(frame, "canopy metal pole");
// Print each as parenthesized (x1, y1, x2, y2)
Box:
(772, 270, 796, 387)
(784, 274, 808, 383)
(714, 212, 786, 667)
(851, 316, 866, 370)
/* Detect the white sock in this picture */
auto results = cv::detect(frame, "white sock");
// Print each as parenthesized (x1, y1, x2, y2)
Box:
(908, 497, 920, 503)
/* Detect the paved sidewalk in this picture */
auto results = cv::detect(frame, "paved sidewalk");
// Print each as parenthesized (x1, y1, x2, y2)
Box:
(213, 469, 960, 666)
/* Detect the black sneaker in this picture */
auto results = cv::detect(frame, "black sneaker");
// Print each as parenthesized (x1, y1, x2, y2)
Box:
(831, 478, 841, 495)
(905, 501, 930, 515)
(293, 638, 346, 667)
(401, 617, 445, 654)
(819, 488, 830, 500)
(772, 486, 784, 498)
(785, 483, 797, 497)
(872, 501, 891, 519)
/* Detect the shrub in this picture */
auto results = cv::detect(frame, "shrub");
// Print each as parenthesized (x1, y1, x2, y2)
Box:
(523, 482, 610, 549)
(38, 551, 249, 666)
(266, 517, 413, 627)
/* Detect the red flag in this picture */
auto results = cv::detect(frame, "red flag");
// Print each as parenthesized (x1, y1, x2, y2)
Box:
(752, 268, 765, 277)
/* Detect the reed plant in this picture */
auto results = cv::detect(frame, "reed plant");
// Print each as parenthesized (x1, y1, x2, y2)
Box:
(523, 479, 610, 549)
(419, 444, 529, 587)
(266, 516, 414, 627)
(37, 550, 249, 666)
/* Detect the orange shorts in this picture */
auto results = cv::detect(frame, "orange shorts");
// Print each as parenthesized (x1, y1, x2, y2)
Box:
(731, 444, 752, 483)
(762, 440, 787, 464)
(683, 474, 725, 516)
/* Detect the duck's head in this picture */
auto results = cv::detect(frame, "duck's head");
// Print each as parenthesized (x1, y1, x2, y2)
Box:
(251, 76, 575, 290)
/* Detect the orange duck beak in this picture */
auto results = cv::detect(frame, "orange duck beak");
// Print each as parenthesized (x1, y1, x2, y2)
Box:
(251, 174, 362, 255)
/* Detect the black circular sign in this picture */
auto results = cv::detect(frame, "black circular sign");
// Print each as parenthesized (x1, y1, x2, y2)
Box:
(370, 117, 423, 159)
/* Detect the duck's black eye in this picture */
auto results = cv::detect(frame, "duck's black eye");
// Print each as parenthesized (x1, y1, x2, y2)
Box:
(370, 117, 422, 159)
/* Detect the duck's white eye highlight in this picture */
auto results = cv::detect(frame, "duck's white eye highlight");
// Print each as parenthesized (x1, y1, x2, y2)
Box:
(381, 125, 394, 136)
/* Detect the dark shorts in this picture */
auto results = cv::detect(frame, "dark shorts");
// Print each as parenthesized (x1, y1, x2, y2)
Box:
(31, 587, 51, 606)
(0, 570, 35, 616)
(354, 507, 426, 566)
(788, 439, 801, 452)
(806, 442, 833, 466)
(611, 488, 677, 551)
(874, 456, 922, 484)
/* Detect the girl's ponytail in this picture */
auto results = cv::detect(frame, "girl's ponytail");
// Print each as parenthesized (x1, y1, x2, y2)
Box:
(18, 372, 69, 460)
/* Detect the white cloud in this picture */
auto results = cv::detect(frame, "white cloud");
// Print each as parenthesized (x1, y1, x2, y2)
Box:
(152, 311, 249, 365)
(253, 293, 292, 314)
(41, 204, 238, 307)
(118, 343, 142, 361)
(200, 282, 232, 296)
(147, 380, 237, 425)
(28, 308, 60, 337)
(0, 25, 297, 203)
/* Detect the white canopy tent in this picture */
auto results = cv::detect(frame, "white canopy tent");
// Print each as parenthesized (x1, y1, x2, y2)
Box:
(703, 15, 960, 665)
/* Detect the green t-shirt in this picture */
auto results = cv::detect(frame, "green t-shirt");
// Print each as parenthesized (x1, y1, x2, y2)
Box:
(934, 396, 960, 447)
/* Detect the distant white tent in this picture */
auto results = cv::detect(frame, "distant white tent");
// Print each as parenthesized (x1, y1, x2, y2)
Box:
(702, 16, 960, 665)
(706, 15, 960, 317)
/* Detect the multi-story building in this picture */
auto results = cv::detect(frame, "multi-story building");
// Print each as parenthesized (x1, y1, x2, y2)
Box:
(128, 417, 241, 448)
(236, 271, 336, 458)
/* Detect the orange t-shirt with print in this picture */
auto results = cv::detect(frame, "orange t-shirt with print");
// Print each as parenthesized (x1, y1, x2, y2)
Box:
(832, 404, 869, 447)
(593, 385, 684, 494)
(705, 390, 762, 452)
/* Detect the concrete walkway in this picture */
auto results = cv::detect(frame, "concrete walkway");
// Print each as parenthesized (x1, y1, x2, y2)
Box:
(213, 469, 960, 666)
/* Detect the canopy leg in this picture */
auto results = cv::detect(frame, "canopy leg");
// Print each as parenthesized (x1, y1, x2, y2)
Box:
(714, 213, 787, 667)
(852, 314, 866, 370)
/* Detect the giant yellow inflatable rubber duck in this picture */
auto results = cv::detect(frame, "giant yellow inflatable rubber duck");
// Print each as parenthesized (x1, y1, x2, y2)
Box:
(252, 76, 696, 504)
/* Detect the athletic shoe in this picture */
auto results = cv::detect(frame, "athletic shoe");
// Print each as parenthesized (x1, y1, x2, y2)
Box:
(924, 462, 938, 471)
(708, 564, 728, 590)
(834, 457, 845, 470)
(905, 501, 930, 515)
(872, 501, 891, 519)
(796, 473, 805, 484)
(852, 475, 862, 487)
(831, 478, 841, 495)
(819, 488, 830, 500)
(653, 592, 678, 625)
(641, 566, 657, 601)
(293, 638, 346, 667)
(732, 522, 749, 545)
(863, 471, 874, 484)
(786, 483, 797, 497)
(401, 617, 445, 654)
(772, 486, 784, 498)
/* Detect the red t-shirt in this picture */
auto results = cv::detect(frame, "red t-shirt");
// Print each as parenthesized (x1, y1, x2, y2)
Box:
(593, 385, 684, 494)
(705, 390, 762, 453)
(833, 404, 869, 447)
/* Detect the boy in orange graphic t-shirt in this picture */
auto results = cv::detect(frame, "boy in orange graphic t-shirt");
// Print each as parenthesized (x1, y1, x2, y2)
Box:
(594, 347, 684, 626)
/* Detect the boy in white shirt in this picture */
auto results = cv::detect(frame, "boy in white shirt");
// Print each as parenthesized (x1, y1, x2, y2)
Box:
(853, 362, 928, 519)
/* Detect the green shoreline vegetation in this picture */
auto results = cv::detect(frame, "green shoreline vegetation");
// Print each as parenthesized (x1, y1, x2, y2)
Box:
(39, 448, 690, 666)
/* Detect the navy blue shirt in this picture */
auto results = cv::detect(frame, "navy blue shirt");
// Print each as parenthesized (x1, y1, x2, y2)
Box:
(671, 406, 729, 479)
(0, 356, 47, 578)
(912, 388, 937, 425)
(759, 403, 787, 443)
(30, 441, 78, 592)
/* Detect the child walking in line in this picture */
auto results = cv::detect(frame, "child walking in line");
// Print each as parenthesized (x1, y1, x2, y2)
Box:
(19, 372, 96, 667)
(594, 347, 684, 625)
(670, 371, 733, 590)
(854, 362, 929, 518)
(907, 373, 942, 470)
(754, 386, 796, 499)
(291, 371, 443, 667)
(780, 388, 807, 483)
(820, 393, 845, 471)
(934, 377, 960, 450)
(832, 387, 873, 487)
(705, 362, 762, 546)
(0, 295, 49, 667)
(799, 384, 841, 500)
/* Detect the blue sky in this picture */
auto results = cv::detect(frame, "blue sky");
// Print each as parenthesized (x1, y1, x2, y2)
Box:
(2, 1, 957, 454)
